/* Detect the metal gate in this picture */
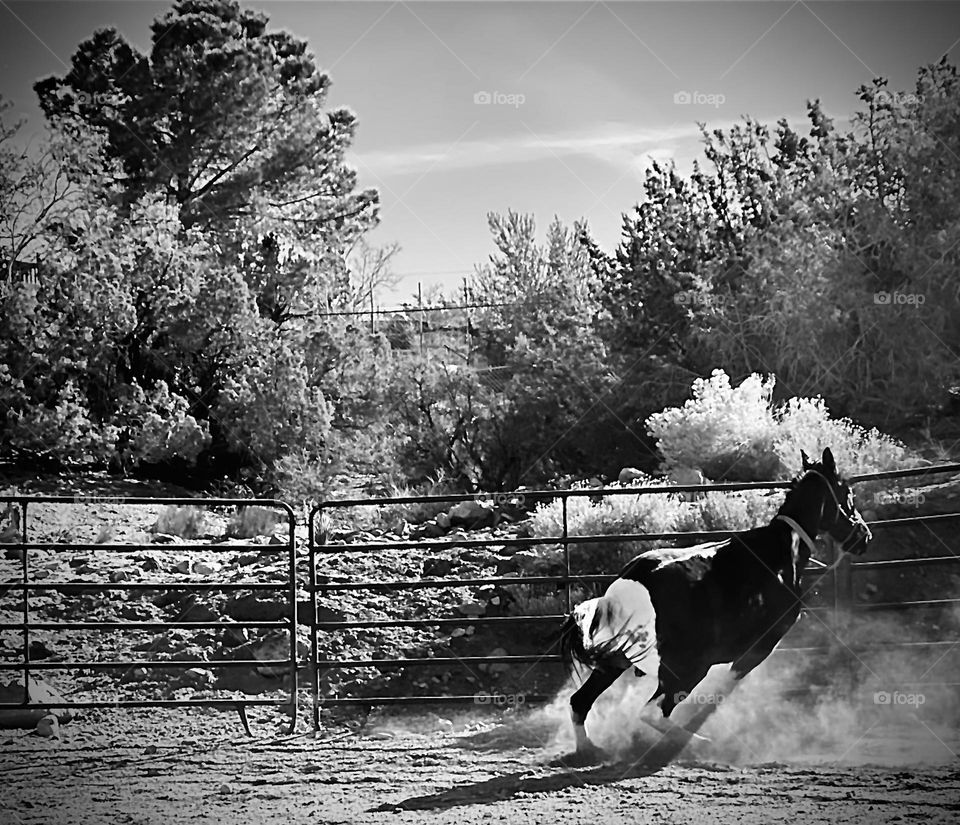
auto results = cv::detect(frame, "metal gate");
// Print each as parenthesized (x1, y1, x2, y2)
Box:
(308, 465, 960, 728)
(0, 496, 299, 733)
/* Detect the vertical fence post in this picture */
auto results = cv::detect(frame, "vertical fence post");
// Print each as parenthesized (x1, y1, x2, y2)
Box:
(285, 504, 299, 734)
(418, 281, 425, 359)
(562, 495, 571, 612)
(20, 499, 29, 704)
(309, 503, 321, 732)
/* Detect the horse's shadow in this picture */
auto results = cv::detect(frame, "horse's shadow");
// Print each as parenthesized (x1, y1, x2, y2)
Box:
(370, 720, 699, 813)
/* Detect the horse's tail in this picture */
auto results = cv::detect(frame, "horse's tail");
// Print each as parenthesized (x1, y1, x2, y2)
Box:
(558, 606, 594, 676)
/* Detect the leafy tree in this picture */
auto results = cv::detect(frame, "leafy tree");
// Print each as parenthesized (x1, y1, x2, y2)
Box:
(398, 213, 616, 489)
(34, 0, 377, 240)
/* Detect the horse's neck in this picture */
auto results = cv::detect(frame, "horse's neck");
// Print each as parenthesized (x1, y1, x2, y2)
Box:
(775, 479, 827, 575)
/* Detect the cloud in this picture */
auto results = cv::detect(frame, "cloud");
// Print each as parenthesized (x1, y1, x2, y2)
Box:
(350, 121, 722, 180)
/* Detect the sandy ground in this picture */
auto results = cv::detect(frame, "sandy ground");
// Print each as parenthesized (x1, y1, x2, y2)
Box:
(1, 706, 958, 825)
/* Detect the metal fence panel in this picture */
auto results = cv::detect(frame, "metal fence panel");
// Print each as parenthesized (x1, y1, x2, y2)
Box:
(0, 496, 299, 734)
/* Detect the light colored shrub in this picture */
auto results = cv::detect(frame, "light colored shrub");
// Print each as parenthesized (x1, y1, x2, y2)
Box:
(151, 505, 206, 538)
(647, 370, 919, 481)
(225, 506, 281, 538)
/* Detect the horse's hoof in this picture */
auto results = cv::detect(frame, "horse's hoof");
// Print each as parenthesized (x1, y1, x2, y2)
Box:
(551, 745, 609, 768)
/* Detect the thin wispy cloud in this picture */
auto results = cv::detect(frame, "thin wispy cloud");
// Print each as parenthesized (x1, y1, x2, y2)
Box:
(352, 120, 734, 179)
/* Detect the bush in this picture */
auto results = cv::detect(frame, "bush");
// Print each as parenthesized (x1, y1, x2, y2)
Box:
(225, 506, 281, 538)
(646, 370, 919, 481)
(528, 481, 795, 574)
(151, 505, 207, 538)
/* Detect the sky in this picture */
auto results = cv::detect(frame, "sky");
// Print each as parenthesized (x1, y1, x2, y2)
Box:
(2, 1, 959, 304)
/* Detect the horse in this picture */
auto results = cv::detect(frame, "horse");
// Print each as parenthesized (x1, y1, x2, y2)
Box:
(557, 447, 872, 765)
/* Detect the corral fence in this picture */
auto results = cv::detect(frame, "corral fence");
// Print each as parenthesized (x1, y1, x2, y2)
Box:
(1, 466, 958, 735)
(0, 496, 299, 734)
(308, 464, 960, 729)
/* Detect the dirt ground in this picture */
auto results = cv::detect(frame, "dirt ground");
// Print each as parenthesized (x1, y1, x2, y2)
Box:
(1, 706, 958, 825)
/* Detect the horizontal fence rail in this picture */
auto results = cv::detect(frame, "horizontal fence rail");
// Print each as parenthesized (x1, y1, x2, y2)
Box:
(0, 496, 300, 735)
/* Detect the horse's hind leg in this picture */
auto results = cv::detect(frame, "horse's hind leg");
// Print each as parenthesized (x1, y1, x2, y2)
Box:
(568, 665, 626, 760)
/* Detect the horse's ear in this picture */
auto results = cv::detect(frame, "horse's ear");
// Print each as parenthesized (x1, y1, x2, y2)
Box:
(800, 450, 811, 469)
(822, 447, 836, 475)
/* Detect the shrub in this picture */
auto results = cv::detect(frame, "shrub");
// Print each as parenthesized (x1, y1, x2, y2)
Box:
(120, 380, 212, 467)
(151, 505, 207, 538)
(529, 483, 789, 574)
(225, 506, 281, 538)
(646, 370, 919, 481)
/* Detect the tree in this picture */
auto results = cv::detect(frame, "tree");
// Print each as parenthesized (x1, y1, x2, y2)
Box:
(398, 213, 617, 488)
(35, 0, 377, 240)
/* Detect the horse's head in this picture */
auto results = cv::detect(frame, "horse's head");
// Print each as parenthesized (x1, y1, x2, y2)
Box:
(801, 447, 873, 555)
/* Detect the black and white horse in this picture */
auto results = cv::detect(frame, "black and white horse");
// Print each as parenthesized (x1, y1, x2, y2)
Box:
(558, 448, 872, 764)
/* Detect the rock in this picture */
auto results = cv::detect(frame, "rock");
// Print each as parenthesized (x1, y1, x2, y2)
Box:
(296, 602, 345, 626)
(192, 560, 218, 575)
(435, 512, 452, 529)
(3, 546, 23, 561)
(180, 600, 219, 623)
(151, 533, 180, 544)
(488, 648, 510, 673)
(109, 569, 130, 583)
(120, 667, 151, 683)
(28, 640, 54, 660)
(459, 549, 494, 565)
(236, 552, 259, 567)
(457, 601, 485, 617)
(495, 548, 564, 577)
(412, 521, 447, 540)
(177, 668, 214, 689)
(448, 500, 498, 529)
(35, 715, 60, 739)
(0, 678, 74, 728)
(174, 559, 191, 574)
(139, 557, 160, 572)
(422, 558, 454, 578)
(618, 467, 646, 485)
(224, 594, 287, 622)
(268, 535, 285, 546)
(221, 625, 249, 648)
